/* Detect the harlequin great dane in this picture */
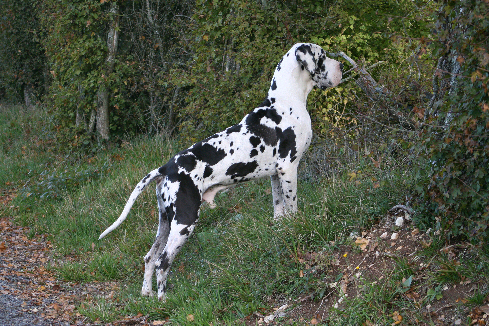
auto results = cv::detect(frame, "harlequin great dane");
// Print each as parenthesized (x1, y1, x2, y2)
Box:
(99, 43, 343, 301)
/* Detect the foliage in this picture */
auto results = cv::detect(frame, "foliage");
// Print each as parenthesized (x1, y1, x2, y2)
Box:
(0, 0, 46, 103)
(175, 0, 435, 143)
(415, 0, 489, 242)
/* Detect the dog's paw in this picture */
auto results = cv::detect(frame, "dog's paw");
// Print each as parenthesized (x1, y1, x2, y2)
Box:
(141, 289, 154, 297)
(157, 293, 167, 302)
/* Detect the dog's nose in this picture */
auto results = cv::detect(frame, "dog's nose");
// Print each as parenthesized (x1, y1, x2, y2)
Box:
(339, 63, 344, 71)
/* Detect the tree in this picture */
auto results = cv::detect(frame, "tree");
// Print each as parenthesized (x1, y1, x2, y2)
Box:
(96, 1, 120, 140)
(0, 0, 46, 106)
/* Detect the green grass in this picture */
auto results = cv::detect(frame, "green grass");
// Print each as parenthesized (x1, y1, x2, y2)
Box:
(2, 104, 489, 325)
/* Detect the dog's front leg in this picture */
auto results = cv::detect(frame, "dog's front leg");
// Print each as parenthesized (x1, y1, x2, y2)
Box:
(271, 174, 285, 218)
(277, 166, 299, 215)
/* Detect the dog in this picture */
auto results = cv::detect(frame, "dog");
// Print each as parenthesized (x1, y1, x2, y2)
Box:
(99, 43, 343, 301)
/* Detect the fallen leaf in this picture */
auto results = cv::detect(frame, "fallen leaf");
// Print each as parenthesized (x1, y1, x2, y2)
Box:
(310, 317, 319, 325)
(480, 305, 489, 314)
(187, 314, 194, 322)
(392, 311, 403, 325)
(340, 279, 348, 294)
(355, 237, 370, 251)
(153, 321, 166, 325)
(0, 242, 6, 251)
(483, 103, 489, 113)
(299, 270, 304, 278)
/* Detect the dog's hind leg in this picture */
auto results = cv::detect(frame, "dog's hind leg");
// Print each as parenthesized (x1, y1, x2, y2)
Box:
(154, 219, 197, 301)
(141, 179, 170, 297)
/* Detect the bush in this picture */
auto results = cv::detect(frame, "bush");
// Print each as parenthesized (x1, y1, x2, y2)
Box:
(415, 0, 489, 242)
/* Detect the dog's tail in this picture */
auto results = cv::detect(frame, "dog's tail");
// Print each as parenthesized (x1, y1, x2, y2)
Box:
(99, 168, 162, 240)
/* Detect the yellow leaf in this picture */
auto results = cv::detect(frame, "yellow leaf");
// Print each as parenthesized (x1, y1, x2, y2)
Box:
(354, 237, 370, 251)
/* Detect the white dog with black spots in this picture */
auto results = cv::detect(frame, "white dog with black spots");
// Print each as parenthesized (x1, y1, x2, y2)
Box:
(99, 43, 343, 301)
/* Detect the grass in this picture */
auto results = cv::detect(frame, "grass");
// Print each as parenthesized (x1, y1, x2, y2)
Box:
(2, 103, 489, 325)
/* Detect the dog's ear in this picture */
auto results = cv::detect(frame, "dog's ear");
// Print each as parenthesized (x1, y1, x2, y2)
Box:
(295, 44, 318, 75)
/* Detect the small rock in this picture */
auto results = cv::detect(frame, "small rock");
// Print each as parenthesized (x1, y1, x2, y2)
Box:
(380, 232, 389, 239)
(391, 233, 399, 240)
(454, 319, 461, 325)
(395, 216, 404, 227)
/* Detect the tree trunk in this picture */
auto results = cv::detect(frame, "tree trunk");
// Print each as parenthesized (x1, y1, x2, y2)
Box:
(96, 2, 119, 140)
(23, 84, 35, 109)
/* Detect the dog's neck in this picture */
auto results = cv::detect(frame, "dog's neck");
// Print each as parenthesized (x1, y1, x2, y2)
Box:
(267, 51, 316, 110)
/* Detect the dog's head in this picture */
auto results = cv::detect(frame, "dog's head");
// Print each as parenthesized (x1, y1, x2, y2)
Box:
(295, 43, 343, 90)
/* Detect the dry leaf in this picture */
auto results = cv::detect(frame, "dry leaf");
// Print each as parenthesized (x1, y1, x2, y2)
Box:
(299, 270, 304, 278)
(479, 305, 489, 314)
(482, 103, 489, 113)
(310, 318, 319, 325)
(187, 314, 194, 322)
(0, 242, 6, 251)
(355, 238, 370, 251)
(153, 321, 166, 325)
(392, 311, 403, 325)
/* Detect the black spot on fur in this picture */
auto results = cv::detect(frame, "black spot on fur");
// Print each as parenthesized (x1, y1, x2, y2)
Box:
(203, 166, 213, 178)
(142, 173, 151, 183)
(176, 154, 197, 172)
(230, 149, 234, 155)
(260, 145, 265, 153)
(278, 127, 298, 162)
(172, 172, 201, 226)
(180, 226, 190, 236)
(249, 136, 261, 147)
(190, 142, 226, 166)
(271, 78, 277, 90)
(295, 44, 316, 74)
(157, 252, 170, 271)
(259, 98, 271, 107)
(277, 58, 283, 71)
(226, 124, 241, 134)
(245, 108, 282, 146)
(165, 203, 175, 223)
(226, 161, 259, 179)
(250, 149, 258, 158)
